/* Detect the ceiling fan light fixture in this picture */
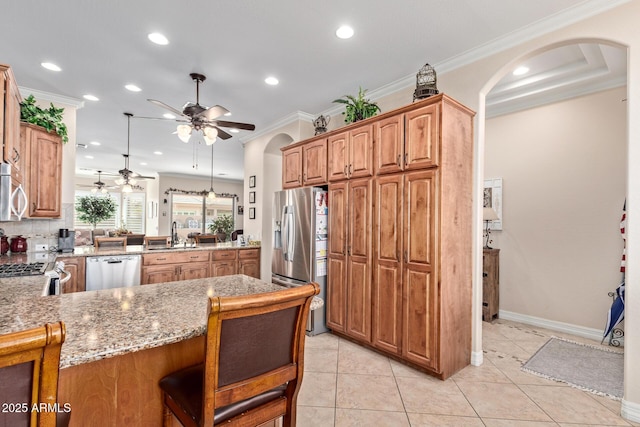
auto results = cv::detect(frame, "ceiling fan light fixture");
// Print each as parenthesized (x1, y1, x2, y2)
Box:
(207, 189, 216, 199)
(91, 187, 98, 194)
(115, 177, 124, 185)
(177, 125, 192, 142)
(122, 183, 133, 193)
(129, 178, 138, 185)
(148, 32, 169, 45)
(204, 127, 218, 145)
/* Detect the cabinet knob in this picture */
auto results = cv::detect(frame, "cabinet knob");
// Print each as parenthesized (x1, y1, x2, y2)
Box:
(404, 153, 408, 166)
(397, 154, 401, 167)
(12, 148, 19, 163)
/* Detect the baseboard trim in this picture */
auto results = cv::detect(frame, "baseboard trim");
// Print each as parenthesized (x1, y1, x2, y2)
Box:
(470, 350, 483, 367)
(498, 310, 605, 343)
(622, 399, 640, 422)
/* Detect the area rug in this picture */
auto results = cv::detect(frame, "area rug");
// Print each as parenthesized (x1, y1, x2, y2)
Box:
(521, 336, 623, 400)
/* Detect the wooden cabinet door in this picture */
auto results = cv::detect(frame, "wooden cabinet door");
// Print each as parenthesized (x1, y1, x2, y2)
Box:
(345, 178, 372, 342)
(372, 174, 403, 354)
(211, 260, 237, 277)
(375, 115, 403, 175)
(4, 69, 23, 184)
(238, 258, 260, 278)
(180, 261, 210, 281)
(348, 124, 374, 179)
(61, 256, 86, 293)
(25, 124, 63, 218)
(302, 139, 327, 185)
(405, 103, 439, 170)
(402, 170, 438, 370)
(282, 145, 302, 188)
(327, 132, 348, 182)
(142, 265, 178, 285)
(326, 183, 347, 332)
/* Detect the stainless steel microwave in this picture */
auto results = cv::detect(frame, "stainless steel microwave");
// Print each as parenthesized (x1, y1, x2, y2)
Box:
(0, 163, 28, 221)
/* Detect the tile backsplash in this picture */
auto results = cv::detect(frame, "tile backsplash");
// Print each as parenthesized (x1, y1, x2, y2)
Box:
(0, 203, 74, 252)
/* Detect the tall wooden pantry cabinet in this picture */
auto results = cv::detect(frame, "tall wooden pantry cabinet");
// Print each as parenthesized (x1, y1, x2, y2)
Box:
(282, 94, 474, 379)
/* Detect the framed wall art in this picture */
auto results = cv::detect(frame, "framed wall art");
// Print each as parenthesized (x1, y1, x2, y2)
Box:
(249, 175, 256, 188)
(249, 191, 256, 204)
(249, 207, 256, 220)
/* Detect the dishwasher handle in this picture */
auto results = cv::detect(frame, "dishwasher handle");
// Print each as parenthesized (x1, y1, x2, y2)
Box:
(107, 259, 123, 264)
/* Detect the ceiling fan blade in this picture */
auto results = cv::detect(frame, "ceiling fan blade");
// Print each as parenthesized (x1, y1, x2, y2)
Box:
(148, 99, 187, 117)
(211, 120, 256, 131)
(214, 126, 232, 140)
(199, 105, 230, 121)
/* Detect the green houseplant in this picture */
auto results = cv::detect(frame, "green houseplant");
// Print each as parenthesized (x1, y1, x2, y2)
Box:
(333, 87, 381, 124)
(20, 94, 69, 143)
(208, 214, 234, 242)
(75, 195, 117, 229)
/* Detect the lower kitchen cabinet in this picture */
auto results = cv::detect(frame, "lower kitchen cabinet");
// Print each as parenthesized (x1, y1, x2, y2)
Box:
(211, 249, 237, 277)
(237, 248, 260, 279)
(61, 256, 85, 293)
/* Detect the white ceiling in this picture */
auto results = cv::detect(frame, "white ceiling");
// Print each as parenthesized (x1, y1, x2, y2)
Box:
(0, 1, 626, 182)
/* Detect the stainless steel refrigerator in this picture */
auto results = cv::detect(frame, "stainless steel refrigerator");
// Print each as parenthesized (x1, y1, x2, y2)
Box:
(272, 187, 328, 335)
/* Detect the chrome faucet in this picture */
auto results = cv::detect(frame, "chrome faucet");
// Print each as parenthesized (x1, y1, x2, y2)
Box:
(171, 221, 178, 246)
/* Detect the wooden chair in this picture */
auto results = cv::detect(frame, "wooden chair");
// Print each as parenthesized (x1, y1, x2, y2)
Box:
(94, 236, 127, 249)
(125, 233, 145, 246)
(0, 321, 69, 427)
(194, 234, 219, 244)
(90, 228, 107, 244)
(159, 283, 320, 427)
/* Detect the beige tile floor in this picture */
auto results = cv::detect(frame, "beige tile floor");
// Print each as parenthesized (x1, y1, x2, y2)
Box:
(297, 319, 638, 427)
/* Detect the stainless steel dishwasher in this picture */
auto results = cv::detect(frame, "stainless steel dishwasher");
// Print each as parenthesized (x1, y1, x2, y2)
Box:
(85, 255, 141, 291)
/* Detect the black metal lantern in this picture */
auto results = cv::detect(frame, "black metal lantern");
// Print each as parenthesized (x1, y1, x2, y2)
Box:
(413, 63, 439, 101)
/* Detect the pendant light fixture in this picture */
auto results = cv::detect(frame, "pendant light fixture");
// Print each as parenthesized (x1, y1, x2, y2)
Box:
(115, 113, 138, 193)
(207, 144, 216, 199)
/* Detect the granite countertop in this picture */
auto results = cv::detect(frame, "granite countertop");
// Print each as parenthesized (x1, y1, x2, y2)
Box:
(0, 275, 285, 369)
(58, 241, 260, 258)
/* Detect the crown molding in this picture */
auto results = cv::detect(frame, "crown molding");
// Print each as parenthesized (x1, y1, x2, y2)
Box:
(320, 0, 631, 108)
(19, 86, 85, 109)
(240, 110, 315, 145)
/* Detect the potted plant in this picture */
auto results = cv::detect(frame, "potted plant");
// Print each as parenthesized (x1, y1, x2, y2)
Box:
(333, 87, 381, 124)
(20, 94, 69, 143)
(75, 195, 117, 229)
(208, 214, 234, 242)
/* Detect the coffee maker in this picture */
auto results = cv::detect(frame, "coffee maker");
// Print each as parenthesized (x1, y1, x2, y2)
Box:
(58, 229, 75, 253)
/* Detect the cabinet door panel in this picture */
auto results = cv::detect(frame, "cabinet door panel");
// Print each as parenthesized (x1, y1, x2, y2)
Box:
(282, 146, 302, 188)
(403, 268, 438, 369)
(372, 174, 403, 353)
(142, 266, 178, 285)
(404, 171, 436, 266)
(326, 256, 347, 332)
(327, 132, 348, 181)
(62, 257, 86, 293)
(238, 259, 260, 279)
(348, 179, 371, 258)
(302, 139, 327, 185)
(349, 125, 373, 178)
(375, 116, 403, 175)
(328, 183, 347, 257)
(405, 104, 439, 170)
(346, 257, 371, 342)
(211, 260, 237, 277)
(25, 125, 63, 217)
(180, 262, 210, 281)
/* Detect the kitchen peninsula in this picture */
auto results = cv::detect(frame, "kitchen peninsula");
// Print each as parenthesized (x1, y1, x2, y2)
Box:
(0, 273, 291, 426)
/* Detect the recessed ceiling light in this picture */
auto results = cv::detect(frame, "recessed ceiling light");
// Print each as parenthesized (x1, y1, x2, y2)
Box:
(140, 162, 147, 166)
(85, 155, 94, 159)
(153, 151, 163, 155)
(229, 129, 239, 133)
(163, 113, 176, 119)
(224, 112, 232, 116)
(125, 84, 142, 92)
(148, 32, 169, 45)
(513, 66, 530, 76)
(265, 76, 279, 86)
(218, 172, 228, 176)
(41, 62, 61, 72)
(336, 25, 354, 39)
(83, 94, 99, 101)
(90, 141, 101, 146)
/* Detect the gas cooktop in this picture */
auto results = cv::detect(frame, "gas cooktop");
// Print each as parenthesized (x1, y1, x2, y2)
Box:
(0, 262, 51, 278)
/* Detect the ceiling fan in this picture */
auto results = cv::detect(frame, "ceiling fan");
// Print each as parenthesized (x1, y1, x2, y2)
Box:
(77, 170, 117, 193)
(147, 73, 255, 144)
(116, 113, 155, 192)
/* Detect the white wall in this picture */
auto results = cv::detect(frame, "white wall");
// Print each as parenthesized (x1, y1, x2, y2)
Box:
(485, 87, 627, 329)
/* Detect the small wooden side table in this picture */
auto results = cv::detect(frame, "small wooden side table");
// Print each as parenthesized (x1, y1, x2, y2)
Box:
(482, 248, 500, 322)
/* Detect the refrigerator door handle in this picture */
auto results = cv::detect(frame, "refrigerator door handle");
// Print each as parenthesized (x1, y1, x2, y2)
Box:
(272, 274, 309, 288)
(282, 205, 295, 261)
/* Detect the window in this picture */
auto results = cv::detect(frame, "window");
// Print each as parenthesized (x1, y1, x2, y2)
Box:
(170, 194, 234, 241)
(74, 190, 146, 233)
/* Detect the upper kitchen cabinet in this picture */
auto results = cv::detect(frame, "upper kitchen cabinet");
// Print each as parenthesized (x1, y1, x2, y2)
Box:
(327, 124, 374, 181)
(21, 123, 63, 218)
(1, 64, 24, 185)
(375, 103, 440, 175)
(281, 138, 327, 189)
